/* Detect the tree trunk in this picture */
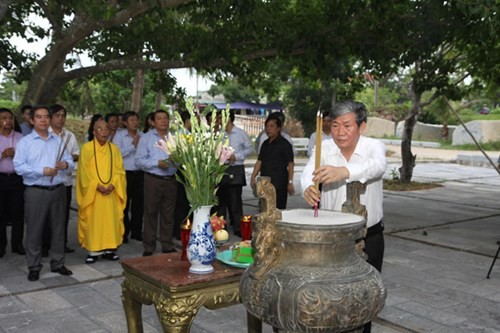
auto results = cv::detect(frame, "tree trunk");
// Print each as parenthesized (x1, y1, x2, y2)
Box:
(22, 56, 67, 105)
(131, 69, 145, 113)
(399, 87, 421, 183)
(155, 90, 163, 110)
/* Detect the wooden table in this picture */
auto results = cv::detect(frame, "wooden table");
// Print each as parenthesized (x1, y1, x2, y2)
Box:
(121, 253, 262, 333)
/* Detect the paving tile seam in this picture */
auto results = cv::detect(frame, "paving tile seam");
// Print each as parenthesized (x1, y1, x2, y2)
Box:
(374, 317, 421, 333)
(386, 213, 500, 235)
(0, 274, 122, 299)
(387, 234, 498, 259)
(383, 191, 500, 210)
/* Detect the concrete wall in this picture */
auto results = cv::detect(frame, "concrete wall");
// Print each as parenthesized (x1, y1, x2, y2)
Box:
(452, 120, 500, 145)
(396, 121, 457, 141)
(365, 117, 395, 138)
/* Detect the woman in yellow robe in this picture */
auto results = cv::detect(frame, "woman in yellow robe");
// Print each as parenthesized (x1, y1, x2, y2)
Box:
(76, 120, 126, 263)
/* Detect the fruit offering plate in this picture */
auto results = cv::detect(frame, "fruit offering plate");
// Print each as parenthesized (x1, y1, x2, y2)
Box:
(216, 250, 251, 269)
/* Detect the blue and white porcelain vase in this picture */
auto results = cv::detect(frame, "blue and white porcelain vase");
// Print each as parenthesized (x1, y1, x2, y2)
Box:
(187, 205, 216, 274)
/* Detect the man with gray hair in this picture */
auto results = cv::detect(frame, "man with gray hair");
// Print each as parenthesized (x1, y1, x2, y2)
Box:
(301, 100, 386, 333)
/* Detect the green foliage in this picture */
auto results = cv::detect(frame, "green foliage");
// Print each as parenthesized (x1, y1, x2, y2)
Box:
(284, 77, 358, 137)
(441, 141, 500, 151)
(0, 99, 20, 112)
(455, 107, 500, 123)
(0, 72, 26, 103)
(355, 85, 411, 122)
(210, 80, 260, 103)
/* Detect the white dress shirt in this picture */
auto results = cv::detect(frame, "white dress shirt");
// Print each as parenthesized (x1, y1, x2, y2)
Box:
(301, 136, 386, 227)
(307, 131, 333, 157)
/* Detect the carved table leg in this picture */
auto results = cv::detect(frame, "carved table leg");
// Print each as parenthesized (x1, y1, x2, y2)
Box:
(154, 294, 205, 333)
(247, 311, 262, 333)
(122, 288, 144, 333)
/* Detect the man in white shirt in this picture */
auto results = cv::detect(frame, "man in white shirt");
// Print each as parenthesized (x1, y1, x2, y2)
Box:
(301, 100, 386, 333)
(44, 104, 80, 254)
(307, 110, 332, 157)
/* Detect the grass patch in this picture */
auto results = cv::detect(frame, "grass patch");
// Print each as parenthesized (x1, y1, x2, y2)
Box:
(440, 141, 500, 151)
(384, 179, 443, 191)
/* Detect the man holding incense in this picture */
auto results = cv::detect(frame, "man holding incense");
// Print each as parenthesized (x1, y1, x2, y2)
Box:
(42, 104, 80, 255)
(14, 105, 75, 281)
(301, 100, 386, 333)
(77, 119, 126, 264)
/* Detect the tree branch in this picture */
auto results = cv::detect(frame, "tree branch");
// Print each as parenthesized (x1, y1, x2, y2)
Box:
(60, 45, 307, 83)
(34, 0, 63, 37)
(61, 58, 191, 81)
(0, 0, 17, 22)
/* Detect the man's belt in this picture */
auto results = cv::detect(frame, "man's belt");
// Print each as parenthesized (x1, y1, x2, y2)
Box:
(0, 172, 19, 177)
(126, 170, 143, 174)
(28, 184, 64, 191)
(146, 172, 174, 180)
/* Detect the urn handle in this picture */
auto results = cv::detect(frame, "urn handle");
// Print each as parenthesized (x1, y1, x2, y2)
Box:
(251, 177, 283, 280)
(342, 181, 368, 259)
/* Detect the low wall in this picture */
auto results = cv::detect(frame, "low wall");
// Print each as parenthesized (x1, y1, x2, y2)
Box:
(452, 120, 500, 145)
(396, 121, 456, 141)
(365, 117, 395, 138)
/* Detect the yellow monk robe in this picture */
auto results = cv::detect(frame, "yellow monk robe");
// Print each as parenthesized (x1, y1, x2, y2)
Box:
(76, 140, 126, 252)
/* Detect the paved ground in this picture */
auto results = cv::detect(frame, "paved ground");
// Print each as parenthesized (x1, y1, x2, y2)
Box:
(1, 147, 499, 333)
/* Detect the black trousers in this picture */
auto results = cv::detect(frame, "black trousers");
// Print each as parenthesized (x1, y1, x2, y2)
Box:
(123, 170, 144, 239)
(363, 221, 385, 333)
(174, 180, 191, 240)
(0, 173, 24, 252)
(216, 185, 243, 234)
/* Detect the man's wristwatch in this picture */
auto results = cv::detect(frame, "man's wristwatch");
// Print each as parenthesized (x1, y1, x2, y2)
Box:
(288, 180, 293, 184)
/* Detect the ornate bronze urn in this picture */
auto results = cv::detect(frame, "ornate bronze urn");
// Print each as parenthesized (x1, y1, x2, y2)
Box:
(241, 178, 386, 333)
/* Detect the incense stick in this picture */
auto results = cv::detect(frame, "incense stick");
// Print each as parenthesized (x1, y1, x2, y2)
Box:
(314, 111, 322, 217)
(51, 132, 71, 183)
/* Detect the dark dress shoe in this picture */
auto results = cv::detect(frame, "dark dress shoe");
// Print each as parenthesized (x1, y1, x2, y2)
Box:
(142, 251, 153, 257)
(42, 249, 49, 257)
(101, 252, 119, 261)
(64, 246, 75, 253)
(162, 248, 177, 253)
(28, 271, 40, 281)
(51, 266, 73, 276)
(0, 250, 5, 258)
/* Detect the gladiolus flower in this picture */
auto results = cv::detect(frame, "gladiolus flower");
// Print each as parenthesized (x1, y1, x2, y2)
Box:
(154, 139, 170, 155)
(166, 134, 177, 153)
(218, 146, 234, 165)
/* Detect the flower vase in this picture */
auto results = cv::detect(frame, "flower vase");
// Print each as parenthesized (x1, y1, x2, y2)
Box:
(187, 205, 216, 274)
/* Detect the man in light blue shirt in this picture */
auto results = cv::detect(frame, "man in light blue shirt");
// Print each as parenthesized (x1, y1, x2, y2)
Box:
(13, 105, 75, 282)
(135, 110, 177, 256)
(114, 111, 144, 243)
(215, 111, 253, 237)
(19, 105, 32, 136)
